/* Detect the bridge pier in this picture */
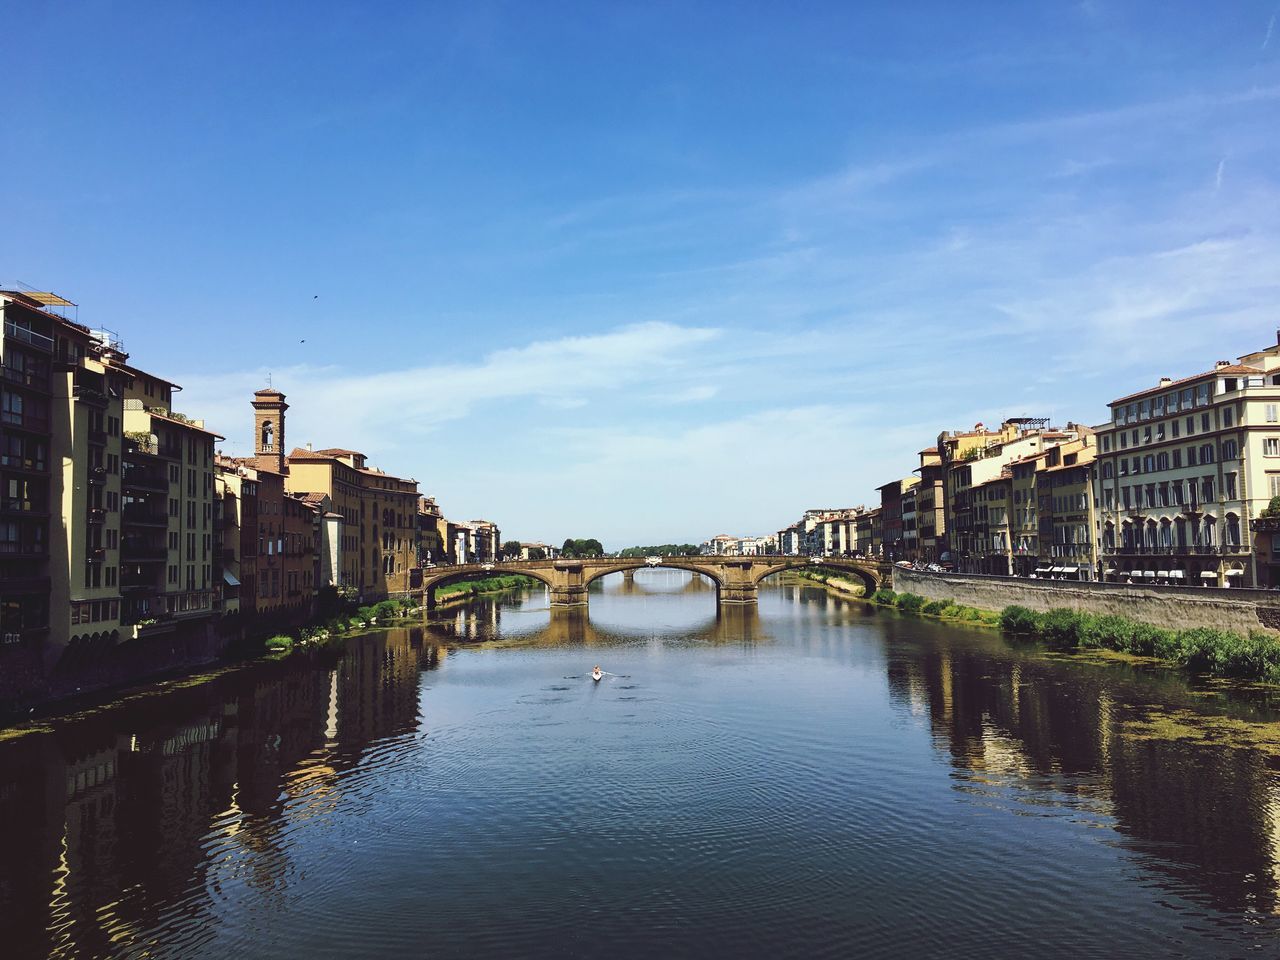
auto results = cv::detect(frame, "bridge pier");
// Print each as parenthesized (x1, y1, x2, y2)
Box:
(718, 560, 760, 604)
(550, 560, 589, 607)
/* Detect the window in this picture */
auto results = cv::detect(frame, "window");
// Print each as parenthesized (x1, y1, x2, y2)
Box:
(1172, 419, 1180, 438)
(1225, 473, 1238, 500)
(1201, 413, 1211, 432)
(1223, 406, 1234, 428)
(1201, 444, 1215, 464)
(1196, 383, 1210, 406)
(1156, 452, 1169, 471)
(1268, 404, 1278, 423)
(1186, 416, 1195, 435)
(1188, 446, 1199, 466)
(1120, 433, 1128, 449)
(1202, 477, 1215, 502)
(1266, 438, 1280, 457)
(1222, 439, 1238, 460)
(1144, 455, 1155, 473)
(1270, 474, 1280, 497)
(1102, 461, 1114, 479)
(1102, 435, 1111, 452)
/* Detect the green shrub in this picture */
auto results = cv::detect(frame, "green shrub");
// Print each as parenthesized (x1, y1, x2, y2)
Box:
(1039, 608, 1083, 650)
(894, 593, 925, 614)
(265, 634, 294, 653)
(372, 599, 400, 620)
(957, 606, 983, 621)
(922, 599, 954, 616)
(870, 588, 896, 605)
(1000, 605, 1041, 633)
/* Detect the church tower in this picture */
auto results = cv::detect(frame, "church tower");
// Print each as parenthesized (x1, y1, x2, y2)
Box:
(251, 388, 288, 474)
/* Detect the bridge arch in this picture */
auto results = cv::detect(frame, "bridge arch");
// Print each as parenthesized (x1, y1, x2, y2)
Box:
(580, 560, 726, 594)
(422, 563, 554, 609)
(749, 558, 882, 597)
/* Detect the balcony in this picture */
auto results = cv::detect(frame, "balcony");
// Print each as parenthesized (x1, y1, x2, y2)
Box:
(121, 542, 167, 562)
(86, 547, 107, 563)
(158, 443, 183, 460)
(0, 498, 49, 517)
(2, 365, 49, 391)
(0, 410, 50, 433)
(122, 469, 167, 492)
(87, 466, 107, 486)
(87, 507, 107, 525)
(122, 504, 168, 527)
(0, 453, 48, 475)
(0, 541, 48, 559)
(73, 385, 109, 408)
(4, 321, 54, 353)
(87, 426, 108, 445)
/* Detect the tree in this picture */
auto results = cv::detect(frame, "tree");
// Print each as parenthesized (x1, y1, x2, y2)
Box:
(502, 540, 523, 560)
(561, 538, 605, 558)
(528, 547, 546, 560)
(1263, 496, 1280, 518)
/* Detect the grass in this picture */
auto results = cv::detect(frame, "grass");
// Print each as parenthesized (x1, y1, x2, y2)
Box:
(435, 574, 539, 599)
(867, 588, 999, 626)
(997, 605, 1280, 682)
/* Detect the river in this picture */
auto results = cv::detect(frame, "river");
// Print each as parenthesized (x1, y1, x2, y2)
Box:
(4, 570, 1280, 958)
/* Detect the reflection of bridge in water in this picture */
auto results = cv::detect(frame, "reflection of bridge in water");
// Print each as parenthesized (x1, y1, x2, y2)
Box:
(424, 598, 770, 648)
(423, 556, 891, 609)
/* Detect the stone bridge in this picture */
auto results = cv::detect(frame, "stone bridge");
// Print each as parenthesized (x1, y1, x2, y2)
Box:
(421, 556, 892, 609)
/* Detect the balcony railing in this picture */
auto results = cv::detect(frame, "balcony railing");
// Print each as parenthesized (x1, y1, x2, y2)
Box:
(0, 410, 50, 433)
(122, 470, 167, 492)
(87, 507, 106, 525)
(0, 498, 49, 516)
(121, 542, 167, 562)
(0, 541, 47, 557)
(0, 453, 48, 474)
(1, 365, 48, 390)
(122, 504, 168, 526)
(87, 466, 107, 486)
(86, 547, 106, 563)
(73, 385, 109, 408)
(4, 321, 54, 352)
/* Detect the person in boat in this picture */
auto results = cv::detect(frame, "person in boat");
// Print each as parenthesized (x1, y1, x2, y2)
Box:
(591, 665, 603, 681)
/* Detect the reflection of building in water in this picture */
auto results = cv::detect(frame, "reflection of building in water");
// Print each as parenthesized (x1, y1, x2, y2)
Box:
(0, 629, 445, 957)
(603, 570, 717, 597)
(884, 635, 1280, 915)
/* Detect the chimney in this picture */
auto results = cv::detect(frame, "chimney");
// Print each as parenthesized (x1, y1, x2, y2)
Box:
(1158, 377, 1173, 386)
(1216, 360, 1231, 369)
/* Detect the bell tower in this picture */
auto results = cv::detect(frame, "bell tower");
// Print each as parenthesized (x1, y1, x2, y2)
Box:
(251, 388, 288, 474)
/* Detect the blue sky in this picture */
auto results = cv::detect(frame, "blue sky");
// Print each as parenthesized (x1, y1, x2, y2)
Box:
(5, 1, 1280, 547)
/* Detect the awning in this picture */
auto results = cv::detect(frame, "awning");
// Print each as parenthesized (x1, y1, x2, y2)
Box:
(1156, 570, 1169, 578)
(1061, 566, 1078, 574)
(1226, 569, 1244, 577)
(1048, 566, 1061, 573)
(1104, 567, 1118, 574)
(1143, 571, 1156, 578)
(222, 569, 241, 586)
(1200, 571, 1218, 579)
(1034, 566, 1051, 573)
(1169, 570, 1185, 578)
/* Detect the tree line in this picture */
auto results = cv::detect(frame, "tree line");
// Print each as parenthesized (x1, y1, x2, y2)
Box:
(618, 544, 700, 557)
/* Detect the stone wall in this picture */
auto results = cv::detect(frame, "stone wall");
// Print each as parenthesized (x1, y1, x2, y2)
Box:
(893, 567, 1280, 635)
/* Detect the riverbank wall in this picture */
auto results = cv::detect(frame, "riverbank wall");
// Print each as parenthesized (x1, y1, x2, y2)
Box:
(894, 568, 1280, 635)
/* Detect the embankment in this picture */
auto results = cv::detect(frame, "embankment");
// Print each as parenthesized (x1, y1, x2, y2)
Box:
(893, 567, 1280, 636)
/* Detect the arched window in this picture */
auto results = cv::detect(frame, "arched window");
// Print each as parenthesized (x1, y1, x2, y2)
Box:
(1159, 519, 1172, 548)
(261, 420, 274, 451)
(1226, 514, 1241, 547)
(1145, 520, 1158, 549)
(1103, 522, 1115, 551)
(1174, 516, 1187, 547)
(1203, 515, 1216, 546)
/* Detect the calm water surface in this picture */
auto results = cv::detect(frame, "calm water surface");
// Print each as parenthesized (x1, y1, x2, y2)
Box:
(5, 571, 1280, 958)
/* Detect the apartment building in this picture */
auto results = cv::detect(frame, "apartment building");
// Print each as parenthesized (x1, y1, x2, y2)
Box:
(940, 420, 1085, 573)
(1093, 339, 1280, 587)
(878, 479, 919, 561)
(1040, 440, 1098, 579)
(914, 448, 946, 562)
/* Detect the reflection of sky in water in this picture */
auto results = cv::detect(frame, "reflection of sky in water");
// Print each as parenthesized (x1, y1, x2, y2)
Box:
(6, 580, 1280, 959)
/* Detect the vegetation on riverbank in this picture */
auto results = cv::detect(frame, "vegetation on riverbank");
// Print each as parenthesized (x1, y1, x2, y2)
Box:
(999, 605, 1280, 682)
(792, 568, 866, 596)
(867, 588, 1001, 626)
(262, 596, 421, 656)
(435, 574, 539, 600)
